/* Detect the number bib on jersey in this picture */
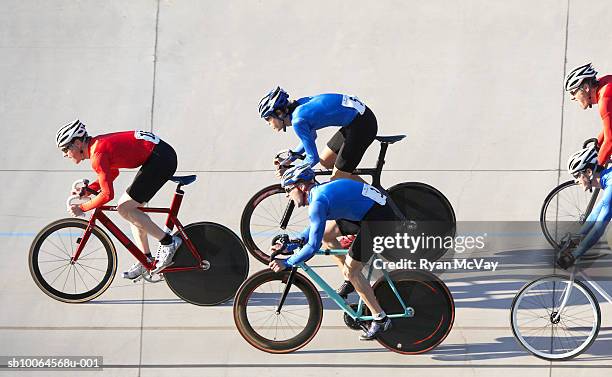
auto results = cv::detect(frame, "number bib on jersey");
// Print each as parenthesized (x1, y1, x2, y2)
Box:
(134, 130, 160, 144)
(362, 184, 386, 205)
(341, 95, 366, 115)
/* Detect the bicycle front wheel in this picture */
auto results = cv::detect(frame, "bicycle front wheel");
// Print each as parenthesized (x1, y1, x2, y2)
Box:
(164, 222, 249, 306)
(540, 180, 600, 249)
(28, 218, 117, 303)
(388, 182, 456, 262)
(373, 270, 455, 354)
(241, 184, 310, 264)
(233, 269, 323, 353)
(511, 275, 600, 360)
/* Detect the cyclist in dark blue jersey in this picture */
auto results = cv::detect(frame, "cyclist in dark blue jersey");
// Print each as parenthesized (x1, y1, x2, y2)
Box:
(558, 144, 612, 269)
(268, 165, 401, 340)
(258, 87, 378, 181)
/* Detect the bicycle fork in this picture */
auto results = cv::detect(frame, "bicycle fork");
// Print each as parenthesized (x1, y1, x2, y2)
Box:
(276, 267, 298, 314)
(552, 268, 577, 323)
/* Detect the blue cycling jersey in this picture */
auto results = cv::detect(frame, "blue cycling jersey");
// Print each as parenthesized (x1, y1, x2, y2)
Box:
(291, 94, 365, 167)
(573, 167, 612, 258)
(285, 179, 387, 266)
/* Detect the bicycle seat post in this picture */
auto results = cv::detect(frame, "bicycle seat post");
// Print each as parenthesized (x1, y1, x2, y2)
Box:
(373, 142, 389, 187)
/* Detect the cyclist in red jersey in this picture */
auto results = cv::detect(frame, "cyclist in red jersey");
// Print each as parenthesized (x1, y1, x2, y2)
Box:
(565, 63, 612, 165)
(56, 120, 180, 278)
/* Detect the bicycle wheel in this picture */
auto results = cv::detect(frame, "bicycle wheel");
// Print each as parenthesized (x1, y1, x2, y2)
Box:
(233, 269, 323, 353)
(540, 181, 601, 250)
(241, 184, 310, 264)
(164, 222, 249, 306)
(29, 218, 117, 303)
(510, 275, 600, 360)
(388, 182, 456, 262)
(372, 270, 454, 354)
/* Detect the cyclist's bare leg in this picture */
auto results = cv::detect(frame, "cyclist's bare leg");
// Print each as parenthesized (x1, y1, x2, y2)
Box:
(322, 220, 345, 269)
(319, 147, 337, 170)
(117, 193, 166, 244)
(129, 223, 150, 254)
(343, 256, 383, 315)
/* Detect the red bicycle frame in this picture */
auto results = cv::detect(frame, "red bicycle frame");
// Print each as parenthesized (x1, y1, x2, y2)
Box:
(69, 187, 204, 273)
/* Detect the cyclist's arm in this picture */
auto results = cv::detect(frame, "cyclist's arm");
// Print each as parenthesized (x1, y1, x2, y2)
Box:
(573, 186, 612, 258)
(79, 153, 119, 212)
(293, 121, 319, 167)
(597, 95, 612, 166)
(285, 200, 326, 266)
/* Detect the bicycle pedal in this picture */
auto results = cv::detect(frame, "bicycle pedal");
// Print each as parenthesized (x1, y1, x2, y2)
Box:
(143, 272, 165, 283)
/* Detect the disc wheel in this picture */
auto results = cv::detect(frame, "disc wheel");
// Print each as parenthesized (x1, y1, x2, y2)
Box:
(164, 222, 249, 306)
(373, 270, 455, 354)
(388, 182, 456, 262)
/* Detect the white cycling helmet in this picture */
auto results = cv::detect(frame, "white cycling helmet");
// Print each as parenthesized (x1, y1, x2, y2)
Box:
(56, 119, 88, 148)
(567, 145, 598, 177)
(565, 63, 598, 92)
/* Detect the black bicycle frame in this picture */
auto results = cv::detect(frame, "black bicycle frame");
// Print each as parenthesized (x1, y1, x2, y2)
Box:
(278, 141, 392, 230)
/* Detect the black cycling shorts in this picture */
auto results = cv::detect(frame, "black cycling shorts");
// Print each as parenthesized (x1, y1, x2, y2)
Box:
(326, 106, 378, 173)
(336, 201, 399, 262)
(127, 140, 178, 204)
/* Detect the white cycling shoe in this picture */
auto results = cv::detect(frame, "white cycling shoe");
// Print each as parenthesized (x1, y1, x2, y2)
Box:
(153, 236, 182, 273)
(123, 261, 148, 280)
(360, 316, 392, 341)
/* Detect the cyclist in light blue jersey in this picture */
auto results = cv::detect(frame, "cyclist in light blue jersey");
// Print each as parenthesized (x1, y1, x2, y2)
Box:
(268, 165, 401, 340)
(558, 144, 612, 269)
(258, 87, 378, 181)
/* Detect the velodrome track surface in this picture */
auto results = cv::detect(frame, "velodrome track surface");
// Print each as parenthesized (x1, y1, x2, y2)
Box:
(1, 1, 612, 376)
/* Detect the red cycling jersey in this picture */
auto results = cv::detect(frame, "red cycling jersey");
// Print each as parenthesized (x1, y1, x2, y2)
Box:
(80, 131, 157, 212)
(595, 75, 612, 165)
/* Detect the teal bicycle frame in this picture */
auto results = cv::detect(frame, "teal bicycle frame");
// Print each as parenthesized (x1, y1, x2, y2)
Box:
(293, 249, 415, 322)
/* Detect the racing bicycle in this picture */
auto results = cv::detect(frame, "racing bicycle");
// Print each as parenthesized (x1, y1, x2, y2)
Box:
(241, 135, 456, 264)
(29, 175, 249, 305)
(233, 236, 455, 354)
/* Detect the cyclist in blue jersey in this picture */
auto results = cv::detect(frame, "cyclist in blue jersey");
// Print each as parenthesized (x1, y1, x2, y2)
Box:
(558, 144, 612, 269)
(268, 165, 402, 340)
(258, 87, 378, 181)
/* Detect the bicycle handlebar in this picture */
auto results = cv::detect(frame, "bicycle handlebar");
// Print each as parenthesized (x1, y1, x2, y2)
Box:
(269, 234, 304, 261)
(583, 138, 599, 151)
(66, 179, 100, 215)
(275, 149, 306, 167)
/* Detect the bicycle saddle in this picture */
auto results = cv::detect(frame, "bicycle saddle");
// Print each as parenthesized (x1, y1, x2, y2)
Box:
(170, 175, 197, 186)
(375, 135, 406, 144)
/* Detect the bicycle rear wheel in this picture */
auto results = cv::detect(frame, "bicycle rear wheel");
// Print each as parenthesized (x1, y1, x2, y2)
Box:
(29, 218, 117, 303)
(233, 269, 323, 353)
(510, 275, 600, 360)
(164, 222, 249, 306)
(373, 270, 454, 354)
(388, 182, 456, 262)
(240, 184, 310, 264)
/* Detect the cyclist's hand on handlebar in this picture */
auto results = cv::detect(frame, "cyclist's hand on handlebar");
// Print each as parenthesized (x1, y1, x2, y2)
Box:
(275, 164, 289, 178)
(269, 259, 289, 273)
(71, 188, 91, 198)
(68, 204, 84, 217)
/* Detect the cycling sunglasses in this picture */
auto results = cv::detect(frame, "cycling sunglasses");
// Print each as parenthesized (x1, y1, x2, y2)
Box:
(569, 87, 583, 97)
(61, 143, 73, 153)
